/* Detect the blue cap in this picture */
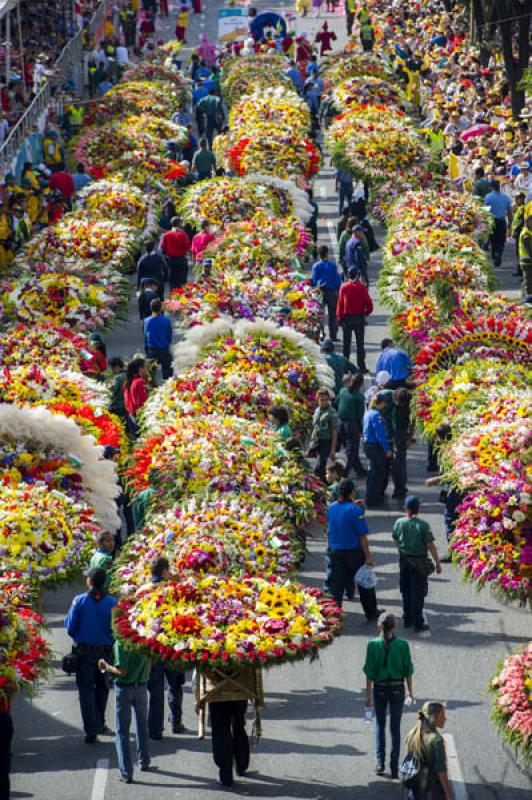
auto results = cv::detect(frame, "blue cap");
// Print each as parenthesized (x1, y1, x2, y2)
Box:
(405, 495, 420, 513)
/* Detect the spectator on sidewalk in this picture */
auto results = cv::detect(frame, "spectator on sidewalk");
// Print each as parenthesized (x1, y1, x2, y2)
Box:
(310, 245, 341, 341)
(144, 299, 173, 380)
(392, 496, 442, 633)
(320, 338, 357, 395)
(364, 612, 414, 779)
(375, 338, 413, 389)
(336, 267, 373, 370)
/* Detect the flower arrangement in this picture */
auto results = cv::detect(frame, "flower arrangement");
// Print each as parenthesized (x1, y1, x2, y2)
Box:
(332, 76, 405, 110)
(113, 574, 341, 671)
(112, 497, 298, 593)
(490, 645, 532, 765)
(126, 415, 323, 528)
(178, 177, 295, 226)
(47, 401, 127, 453)
(0, 364, 109, 408)
(221, 54, 290, 106)
(321, 54, 391, 87)
(0, 484, 99, 586)
(229, 87, 311, 140)
(0, 587, 52, 700)
(101, 80, 184, 117)
(77, 179, 156, 232)
(0, 324, 93, 371)
(388, 190, 493, 240)
(228, 134, 321, 181)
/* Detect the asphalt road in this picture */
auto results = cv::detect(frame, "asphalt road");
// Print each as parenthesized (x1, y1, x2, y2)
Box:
(10, 2, 530, 799)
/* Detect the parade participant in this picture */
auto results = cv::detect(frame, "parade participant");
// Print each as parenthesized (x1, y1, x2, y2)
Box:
(161, 216, 191, 290)
(360, 17, 375, 52)
(144, 299, 173, 380)
(337, 372, 367, 478)
(391, 388, 415, 501)
(345, 226, 369, 284)
(306, 188, 319, 259)
(136, 241, 167, 299)
(197, 34, 217, 67)
(484, 180, 512, 267)
(138, 279, 160, 322)
(315, 22, 337, 56)
(363, 393, 392, 507)
(123, 357, 150, 437)
(320, 338, 357, 395)
(310, 245, 341, 341)
(195, 667, 263, 787)
(99, 637, 151, 784)
(336, 168, 354, 217)
(72, 162, 91, 193)
(403, 702, 454, 800)
(336, 268, 373, 369)
(147, 558, 186, 739)
(392, 496, 442, 633)
(327, 478, 379, 615)
(191, 219, 216, 262)
(88, 531, 115, 590)
(364, 612, 414, 779)
(64, 569, 117, 743)
(310, 387, 339, 481)
(175, 5, 189, 42)
(191, 137, 217, 180)
(268, 405, 293, 442)
(375, 339, 413, 389)
(108, 357, 127, 421)
(472, 166, 491, 199)
(196, 91, 224, 148)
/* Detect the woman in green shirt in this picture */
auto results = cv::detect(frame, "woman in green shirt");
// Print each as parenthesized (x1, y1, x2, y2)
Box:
(404, 701, 453, 800)
(364, 612, 414, 779)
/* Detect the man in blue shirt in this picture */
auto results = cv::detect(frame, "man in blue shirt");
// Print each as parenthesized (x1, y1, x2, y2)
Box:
(336, 168, 353, 216)
(484, 180, 513, 267)
(144, 298, 173, 379)
(286, 61, 303, 93)
(363, 393, 392, 506)
(65, 568, 117, 743)
(375, 338, 412, 389)
(327, 479, 379, 616)
(344, 227, 369, 282)
(72, 162, 91, 192)
(311, 244, 341, 340)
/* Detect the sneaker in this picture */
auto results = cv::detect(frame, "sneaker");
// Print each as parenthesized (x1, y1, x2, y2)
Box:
(99, 726, 114, 736)
(172, 722, 185, 734)
(375, 764, 385, 775)
(140, 763, 151, 772)
(84, 734, 97, 744)
(440, 554, 452, 563)
(390, 770, 399, 781)
(119, 774, 133, 784)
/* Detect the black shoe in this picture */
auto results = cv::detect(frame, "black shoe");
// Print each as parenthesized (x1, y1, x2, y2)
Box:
(345, 593, 354, 601)
(512, 272, 522, 277)
(119, 774, 133, 784)
(391, 770, 399, 780)
(440, 555, 452, 563)
(140, 763, 151, 772)
(375, 764, 385, 775)
(84, 734, 97, 744)
(219, 771, 234, 787)
(99, 726, 114, 736)
(414, 623, 430, 633)
(150, 732, 163, 740)
(392, 490, 407, 499)
(403, 621, 413, 629)
(236, 765, 248, 776)
(356, 469, 368, 477)
(172, 722, 185, 734)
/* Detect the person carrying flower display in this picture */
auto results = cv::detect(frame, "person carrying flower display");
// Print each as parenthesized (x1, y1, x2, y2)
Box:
(108, 357, 127, 421)
(98, 637, 151, 784)
(392, 496, 442, 634)
(191, 219, 216, 262)
(195, 666, 264, 788)
(64, 569, 117, 744)
(161, 217, 191, 290)
(327, 478, 379, 616)
(268, 405, 294, 443)
(345, 226, 369, 284)
(147, 558, 186, 739)
(191, 138, 217, 181)
(310, 387, 339, 481)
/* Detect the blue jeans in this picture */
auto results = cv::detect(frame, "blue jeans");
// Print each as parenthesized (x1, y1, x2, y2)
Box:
(338, 182, 353, 215)
(399, 556, 428, 629)
(364, 442, 387, 505)
(147, 661, 185, 736)
(373, 682, 405, 773)
(76, 647, 112, 736)
(115, 683, 150, 780)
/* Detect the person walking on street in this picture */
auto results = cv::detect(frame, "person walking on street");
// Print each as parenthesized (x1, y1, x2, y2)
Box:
(144, 299, 173, 380)
(364, 612, 414, 779)
(310, 387, 339, 481)
(147, 558, 186, 738)
(64, 568, 117, 743)
(363, 393, 392, 507)
(345, 226, 369, 283)
(123, 357, 150, 437)
(191, 219, 216, 262)
(375, 338, 413, 389)
(360, 17, 375, 51)
(191, 138, 217, 181)
(196, 89, 224, 148)
(108, 357, 127, 421)
(99, 638, 151, 784)
(327, 478, 379, 616)
(484, 180, 513, 267)
(391, 388, 415, 500)
(393, 496, 442, 633)
(320, 338, 357, 394)
(311, 245, 341, 341)
(136, 241, 167, 300)
(337, 372, 367, 478)
(161, 216, 190, 290)
(88, 530, 115, 590)
(404, 702, 454, 800)
(336, 267, 373, 369)
(336, 168, 354, 215)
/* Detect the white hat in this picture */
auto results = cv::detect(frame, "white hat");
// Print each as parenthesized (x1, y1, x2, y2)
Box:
(376, 370, 391, 386)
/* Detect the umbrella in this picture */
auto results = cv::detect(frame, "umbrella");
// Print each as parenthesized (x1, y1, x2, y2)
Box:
(460, 124, 496, 142)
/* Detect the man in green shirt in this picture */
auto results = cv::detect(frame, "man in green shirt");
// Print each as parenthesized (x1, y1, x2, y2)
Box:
(99, 638, 151, 783)
(88, 531, 115, 591)
(392, 496, 442, 632)
(196, 89, 224, 147)
(337, 372, 366, 477)
(191, 137, 217, 180)
(311, 387, 339, 480)
(364, 612, 414, 777)
(321, 338, 357, 394)
(472, 166, 491, 199)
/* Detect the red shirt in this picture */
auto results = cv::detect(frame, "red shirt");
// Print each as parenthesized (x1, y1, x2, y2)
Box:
(161, 229, 190, 258)
(191, 231, 215, 260)
(123, 376, 149, 416)
(336, 280, 374, 322)
(49, 171, 76, 201)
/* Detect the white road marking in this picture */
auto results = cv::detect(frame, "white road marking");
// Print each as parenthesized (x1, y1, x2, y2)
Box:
(91, 758, 109, 800)
(327, 220, 337, 253)
(319, 185, 327, 198)
(444, 734, 468, 800)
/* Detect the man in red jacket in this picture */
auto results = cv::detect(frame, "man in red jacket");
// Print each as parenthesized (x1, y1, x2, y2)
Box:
(161, 216, 191, 290)
(48, 164, 75, 208)
(336, 267, 373, 371)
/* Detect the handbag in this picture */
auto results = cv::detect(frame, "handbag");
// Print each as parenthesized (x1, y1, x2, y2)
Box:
(399, 752, 421, 788)
(405, 555, 435, 577)
(62, 648, 79, 676)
